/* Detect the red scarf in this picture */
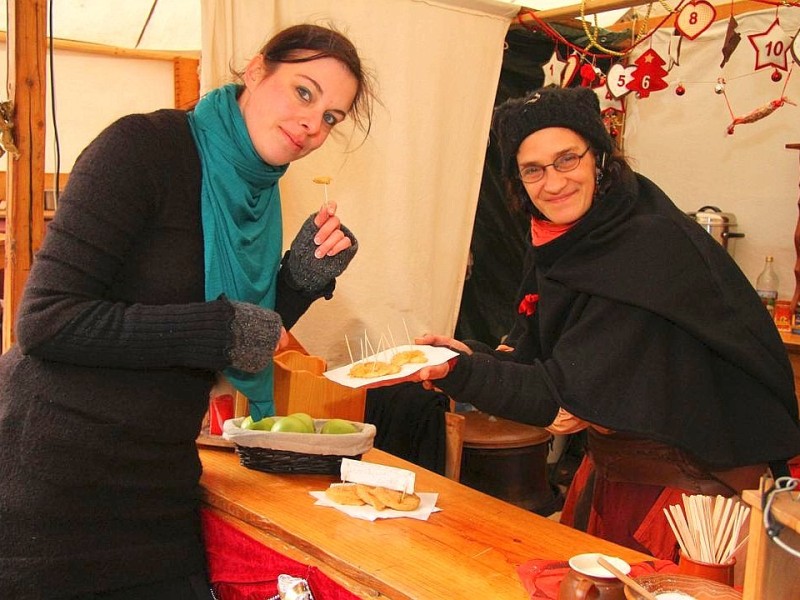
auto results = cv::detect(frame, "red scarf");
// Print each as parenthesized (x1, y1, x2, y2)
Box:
(531, 218, 576, 246)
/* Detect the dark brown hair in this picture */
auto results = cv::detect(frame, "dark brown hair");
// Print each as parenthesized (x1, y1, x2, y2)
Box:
(257, 24, 377, 140)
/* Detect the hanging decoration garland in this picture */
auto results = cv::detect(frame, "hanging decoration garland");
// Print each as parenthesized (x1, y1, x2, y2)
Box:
(716, 67, 796, 134)
(581, 0, 658, 57)
(521, 0, 800, 141)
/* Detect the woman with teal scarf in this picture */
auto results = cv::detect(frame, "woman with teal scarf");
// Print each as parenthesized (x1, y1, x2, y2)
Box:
(0, 24, 377, 599)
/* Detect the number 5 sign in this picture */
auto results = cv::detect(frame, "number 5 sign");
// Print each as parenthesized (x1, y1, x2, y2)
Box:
(748, 19, 791, 71)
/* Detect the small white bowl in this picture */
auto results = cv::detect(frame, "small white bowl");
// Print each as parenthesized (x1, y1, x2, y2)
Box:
(569, 553, 631, 579)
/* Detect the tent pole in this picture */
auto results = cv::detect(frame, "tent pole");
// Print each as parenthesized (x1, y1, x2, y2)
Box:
(2, 0, 47, 352)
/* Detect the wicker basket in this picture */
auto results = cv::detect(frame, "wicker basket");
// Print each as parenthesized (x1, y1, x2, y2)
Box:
(222, 417, 376, 475)
(235, 446, 360, 475)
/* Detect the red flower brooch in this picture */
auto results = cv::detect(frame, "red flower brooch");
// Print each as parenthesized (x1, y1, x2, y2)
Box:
(518, 293, 539, 317)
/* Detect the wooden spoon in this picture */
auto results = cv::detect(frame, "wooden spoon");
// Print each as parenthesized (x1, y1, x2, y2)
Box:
(596, 556, 658, 600)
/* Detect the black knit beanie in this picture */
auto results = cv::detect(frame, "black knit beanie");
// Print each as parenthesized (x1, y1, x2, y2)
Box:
(493, 86, 614, 181)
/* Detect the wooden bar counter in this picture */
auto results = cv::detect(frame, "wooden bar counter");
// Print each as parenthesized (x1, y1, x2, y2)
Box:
(199, 446, 651, 600)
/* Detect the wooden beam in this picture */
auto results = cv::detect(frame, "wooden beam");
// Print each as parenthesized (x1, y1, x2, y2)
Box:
(517, 0, 645, 23)
(0, 30, 199, 61)
(518, 0, 779, 31)
(3, 0, 47, 352)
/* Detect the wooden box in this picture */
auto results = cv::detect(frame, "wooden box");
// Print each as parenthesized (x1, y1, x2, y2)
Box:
(273, 350, 366, 422)
(742, 485, 800, 600)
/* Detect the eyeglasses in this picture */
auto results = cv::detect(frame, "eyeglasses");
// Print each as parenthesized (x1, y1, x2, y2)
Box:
(518, 147, 592, 183)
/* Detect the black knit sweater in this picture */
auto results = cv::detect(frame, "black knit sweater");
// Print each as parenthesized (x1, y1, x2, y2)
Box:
(436, 169, 800, 471)
(0, 109, 325, 597)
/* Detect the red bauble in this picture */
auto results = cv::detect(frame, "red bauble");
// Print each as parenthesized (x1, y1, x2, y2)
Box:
(676, 84, 686, 96)
(772, 69, 783, 82)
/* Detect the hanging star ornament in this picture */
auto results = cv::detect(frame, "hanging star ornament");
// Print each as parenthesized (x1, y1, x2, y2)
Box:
(748, 19, 791, 71)
(720, 15, 741, 68)
(542, 50, 566, 87)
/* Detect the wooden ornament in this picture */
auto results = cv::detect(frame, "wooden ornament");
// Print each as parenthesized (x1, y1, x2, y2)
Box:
(676, 0, 717, 40)
(561, 53, 580, 88)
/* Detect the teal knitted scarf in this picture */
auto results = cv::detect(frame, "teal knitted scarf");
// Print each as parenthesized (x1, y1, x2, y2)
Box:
(188, 83, 287, 421)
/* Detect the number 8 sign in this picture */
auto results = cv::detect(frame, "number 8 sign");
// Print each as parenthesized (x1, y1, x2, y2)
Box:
(676, 0, 716, 40)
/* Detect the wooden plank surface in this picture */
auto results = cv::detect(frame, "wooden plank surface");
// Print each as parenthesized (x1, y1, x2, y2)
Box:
(741, 488, 800, 600)
(200, 446, 652, 600)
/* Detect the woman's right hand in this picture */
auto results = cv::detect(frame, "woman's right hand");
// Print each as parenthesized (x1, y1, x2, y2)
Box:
(413, 334, 470, 388)
(414, 333, 471, 355)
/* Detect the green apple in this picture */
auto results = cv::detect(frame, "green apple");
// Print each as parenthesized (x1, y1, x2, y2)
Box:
(245, 416, 277, 431)
(239, 415, 253, 429)
(321, 419, 359, 435)
(270, 415, 310, 433)
(288, 412, 315, 433)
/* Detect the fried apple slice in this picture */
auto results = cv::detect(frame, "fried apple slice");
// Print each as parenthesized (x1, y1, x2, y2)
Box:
(325, 483, 364, 506)
(372, 486, 421, 511)
(355, 484, 386, 510)
(390, 349, 428, 367)
(348, 361, 401, 379)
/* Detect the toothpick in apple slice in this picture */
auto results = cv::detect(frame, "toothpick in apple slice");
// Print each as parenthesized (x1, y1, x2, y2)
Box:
(386, 326, 399, 357)
(344, 333, 355, 366)
(312, 176, 333, 211)
(402, 318, 413, 347)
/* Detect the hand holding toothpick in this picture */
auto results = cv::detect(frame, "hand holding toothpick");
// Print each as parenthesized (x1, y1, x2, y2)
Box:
(313, 176, 333, 212)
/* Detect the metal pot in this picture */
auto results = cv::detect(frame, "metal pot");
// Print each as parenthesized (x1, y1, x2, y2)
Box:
(686, 205, 745, 256)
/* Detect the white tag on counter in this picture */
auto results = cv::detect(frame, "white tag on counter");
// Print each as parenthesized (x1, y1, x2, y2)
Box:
(340, 458, 415, 494)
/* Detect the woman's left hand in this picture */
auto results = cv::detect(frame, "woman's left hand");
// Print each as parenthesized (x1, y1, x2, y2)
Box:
(313, 201, 352, 258)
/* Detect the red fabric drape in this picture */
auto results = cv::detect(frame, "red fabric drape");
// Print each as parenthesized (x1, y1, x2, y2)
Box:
(517, 558, 679, 599)
(200, 508, 361, 600)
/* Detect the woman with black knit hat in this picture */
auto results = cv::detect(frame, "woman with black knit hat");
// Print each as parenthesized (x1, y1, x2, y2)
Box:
(411, 85, 800, 560)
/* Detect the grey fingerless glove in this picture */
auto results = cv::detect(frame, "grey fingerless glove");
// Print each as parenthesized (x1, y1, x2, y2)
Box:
(228, 301, 283, 373)
(287, 214, 358, 293)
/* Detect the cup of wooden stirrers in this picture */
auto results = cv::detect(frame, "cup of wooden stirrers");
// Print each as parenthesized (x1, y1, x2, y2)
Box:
(662, 494, 750, 587)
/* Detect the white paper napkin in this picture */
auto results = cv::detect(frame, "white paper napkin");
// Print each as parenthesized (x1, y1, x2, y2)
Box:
(309, 490, 440, 521)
